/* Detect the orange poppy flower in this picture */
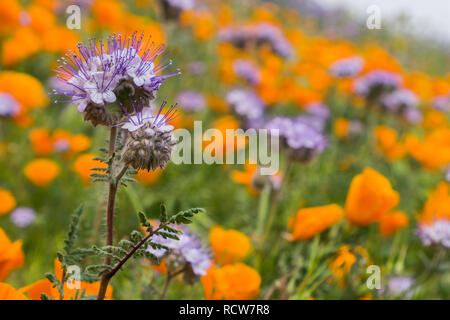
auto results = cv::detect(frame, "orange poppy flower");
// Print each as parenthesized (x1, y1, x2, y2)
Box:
(379, 211, 409, 237)
(345, 168, 399, 226)
(287, 204, 344, 240)
(0, 188, 16, 215)
(24, 158, 60, 187)
(21, 259, 113, 300)
(72, 154, 107, 185)
(202, 263, 261, 300)
(209, 226, 251, 265)
(0, 283, 28, 300)
(0, 228, 24, 281)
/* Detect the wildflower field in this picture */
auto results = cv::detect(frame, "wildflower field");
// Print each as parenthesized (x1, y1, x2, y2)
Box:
(0, 0, 449, 301)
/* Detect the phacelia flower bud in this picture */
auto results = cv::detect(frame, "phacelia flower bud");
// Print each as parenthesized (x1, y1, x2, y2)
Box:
(121, 99, 178, 171)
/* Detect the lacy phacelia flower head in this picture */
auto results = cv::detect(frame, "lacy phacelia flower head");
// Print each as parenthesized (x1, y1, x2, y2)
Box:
(0, 92, 20, 117)
(121, 99, 178, 171)
(354, 70, 402, 101)
(226, 88, 265, 121)
(147, 224, 211, 282)
(417, 219, 450, 248)
(10, 207, 36, 228)
(381, 89, 418, 112)
(53, 32, 179, 126)
(176, 90, 205, 112)
(265, 116, 327, 163)
(232, 59, 261, 85)
(329, 56, 364, 78)
(431, 94, 449, 113)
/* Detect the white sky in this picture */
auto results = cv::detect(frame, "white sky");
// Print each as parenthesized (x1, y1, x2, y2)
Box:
(314, 0, 450, 42)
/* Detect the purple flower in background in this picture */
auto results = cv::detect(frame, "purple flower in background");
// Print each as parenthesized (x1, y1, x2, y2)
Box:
(52, 32, 179, 120)
(403, 107, 423, 125)
(147, 225, 211, 277)
(226, 89, 265, 120)
(186, 61, 205, 75)
(386, 276, 415, 299)
(218, 23, 292, 58)
(176, 90, 206, 112)
(354, 70, 402, 99)
(305, 102, 330, 120)
(381, 89, 419, 112)
(418, 220, 450, 248)
(431, 95, 449, 112)
(329, 56, 364, 78)
(446, 166, 450, 182)
(10, 207, 36, 228)
(265, 116, 327, 163)
(0, 92, 20, 117)
(232, 59, 261, 85)
(166, 0, 196, 10)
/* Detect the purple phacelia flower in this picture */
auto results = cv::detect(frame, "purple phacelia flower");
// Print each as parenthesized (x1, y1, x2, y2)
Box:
(403, 107, 423, 125)
(147, 224, 211, 279)
(120, 98, 178, 171)
(386, 276, 415, 299)
(10, 207, 36, 228)
(381, 89, 419, 112)
(218, 23, 292, 58)
(232, 59, 261, 85)
(329, 56, 364, 78)
(166, 0, 196, 10)
(418, 219, 450, 248)
(0, 92, 20, 117)
(265, 116, 327, 163)
(354, 70, 402, 100)
(431, 95, 449, 112)
(226, 89, 265, 120)
(52, 32, 179, 126)
(176, 90, 206, 112)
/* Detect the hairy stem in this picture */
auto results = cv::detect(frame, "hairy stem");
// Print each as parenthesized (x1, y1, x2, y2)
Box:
(97, 127, 118, 300)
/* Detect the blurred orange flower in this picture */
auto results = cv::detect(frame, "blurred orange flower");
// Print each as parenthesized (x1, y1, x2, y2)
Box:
(417, 182, 450, 224)
(0, 283, 28, 300)
(24, 158, 60, 187)
(72, 153, 107, 185)
(379, 211, 409, 237)
(345, 168, 399, 226)
(287, 204, 344, 240)
(209, 226, 251, 265)
(21, 259, 113, 300)
(0, 189, 16, 215)
(0, 228, 24, 281)
(202, 263, 261, 300)
(329, 245, 356, 288)
(135, 168, 162, 186)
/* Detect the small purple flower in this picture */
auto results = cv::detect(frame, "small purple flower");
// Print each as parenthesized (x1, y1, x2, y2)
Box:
(329, 56, 364, 78)
(403, 107, 423, 125)
(219, 23, 292, 58)
(446, 166, 450, 182)
(305, 102, 330, 120)
(10, 207, 36, 228)
(418, 219, 450, 248)
(0, 92, 20, 117)
(147, 225, 211, 277)
(176, 90, 206, 112)
(381, 89, 419, 112)
(226, 89, 265, 120)
(431, 95, 449, 112)
(354, 70, 402, 99)
(386, 276, 415, 299)
(265, 116, 327, 163)
(166, 0, 196, 10)
(232, 59, 261, 85)
(186, 61, 205, 75)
